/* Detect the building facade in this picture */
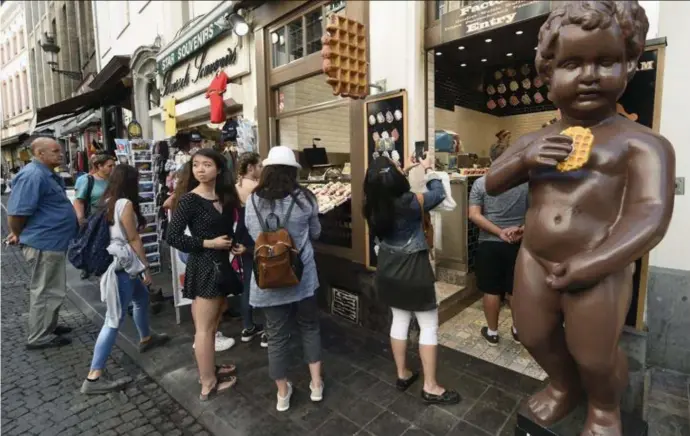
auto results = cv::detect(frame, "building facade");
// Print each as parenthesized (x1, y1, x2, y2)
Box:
(24, 0, 96, 108)
(92, 0, 232, 140)
(0, 0, 32, 168)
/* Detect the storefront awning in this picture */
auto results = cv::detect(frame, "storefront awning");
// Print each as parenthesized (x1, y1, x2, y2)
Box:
(33, 56, 132, 128)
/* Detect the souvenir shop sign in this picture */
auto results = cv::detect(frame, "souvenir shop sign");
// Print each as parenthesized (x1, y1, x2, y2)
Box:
(161, 46, 238, 96)
(159, 32, 250, 98)
(157, 1, 235, 74)
(441, 0, 551, 42)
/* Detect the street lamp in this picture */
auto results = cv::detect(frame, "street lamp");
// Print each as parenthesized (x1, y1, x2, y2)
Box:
(39, 33, 83, 81)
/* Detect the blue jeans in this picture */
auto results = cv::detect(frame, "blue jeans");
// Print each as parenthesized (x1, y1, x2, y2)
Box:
(90, 271, 150, 370)
(241, 255, 254, 330)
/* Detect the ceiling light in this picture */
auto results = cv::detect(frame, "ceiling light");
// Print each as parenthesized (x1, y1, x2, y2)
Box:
(534, 46, 538, 50)
(481, 58, 487, 62)
(271, 32, 279, 44)
(435, 51, 442, 56)
(507, 53, 513, 57)
(461, 63, 467, 67)
(485, 38, 492, 43)
(458, 46, 465, 50)
(515, 30, 523, 35)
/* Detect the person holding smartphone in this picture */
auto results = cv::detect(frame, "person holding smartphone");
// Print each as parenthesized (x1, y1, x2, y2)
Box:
(81, 165, 169, 394)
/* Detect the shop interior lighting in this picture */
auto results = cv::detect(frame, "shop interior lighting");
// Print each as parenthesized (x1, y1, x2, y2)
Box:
(534, 46, 538, 50)
(226, 12, 250, 36)
(436, 51, 442, 56)
(458, 46, 465, 50)
(461, 63, 467, 67)
(271, 32, 279, 44)
(481, 58, 487, 62)
(515, 30, 524, 35)
(506, 52, 513, 57)
(485, 38, 492, 43)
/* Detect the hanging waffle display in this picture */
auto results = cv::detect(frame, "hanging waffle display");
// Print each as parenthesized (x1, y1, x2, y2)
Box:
(557, 126, 594, 172)
(321, 14, 369, 99)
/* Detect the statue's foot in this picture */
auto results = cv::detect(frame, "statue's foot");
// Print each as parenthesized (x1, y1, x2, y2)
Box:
(580, 407, 622, 436)
(526, 383, 581, 426)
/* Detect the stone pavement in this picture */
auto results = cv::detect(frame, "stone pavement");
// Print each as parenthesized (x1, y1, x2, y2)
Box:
(3, 195, 689, 436)
(1, 208, 211, 436)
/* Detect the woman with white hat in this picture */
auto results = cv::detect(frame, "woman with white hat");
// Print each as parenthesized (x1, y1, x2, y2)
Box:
(244, 146, 323, 412)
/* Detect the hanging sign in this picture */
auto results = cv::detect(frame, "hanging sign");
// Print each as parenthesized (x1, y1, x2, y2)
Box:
(440, 0, 551, 42)
(127, 120, 143, 139)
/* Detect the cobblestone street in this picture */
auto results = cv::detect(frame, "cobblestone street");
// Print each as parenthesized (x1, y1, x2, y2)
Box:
(0, 207, 210, 436)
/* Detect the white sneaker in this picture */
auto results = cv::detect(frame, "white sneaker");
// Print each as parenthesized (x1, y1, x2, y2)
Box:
(276, 382, 293, 412)
(192, 332, 236, 352)
(310, 381, 324, 402)
(214, 332, 236, 351)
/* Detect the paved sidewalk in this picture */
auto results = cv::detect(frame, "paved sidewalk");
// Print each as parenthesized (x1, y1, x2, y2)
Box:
(1, 211, 210, 436)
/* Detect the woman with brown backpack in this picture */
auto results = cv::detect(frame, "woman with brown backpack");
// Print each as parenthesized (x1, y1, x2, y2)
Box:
(244, 145, 323, 412)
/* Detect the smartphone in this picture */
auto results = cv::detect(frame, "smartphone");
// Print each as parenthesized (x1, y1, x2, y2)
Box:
(414, 141, 427, 160)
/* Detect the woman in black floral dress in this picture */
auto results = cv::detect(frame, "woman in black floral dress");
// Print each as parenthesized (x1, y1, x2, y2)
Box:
(167, 148, 245, 400)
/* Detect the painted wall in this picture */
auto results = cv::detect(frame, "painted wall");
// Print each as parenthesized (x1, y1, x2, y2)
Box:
(649, 0, 690, 271)
(94, 1, 182, 69)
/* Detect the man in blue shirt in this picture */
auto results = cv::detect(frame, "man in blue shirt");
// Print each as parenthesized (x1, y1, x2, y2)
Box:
(6, 136, 78, 349)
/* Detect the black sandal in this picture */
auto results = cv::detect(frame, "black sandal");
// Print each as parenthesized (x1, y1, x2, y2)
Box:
(198, 364, 237, 384)
(421, 389, 461, 405)
(396, 370, 420, 392)
(199, 376, 237, 401)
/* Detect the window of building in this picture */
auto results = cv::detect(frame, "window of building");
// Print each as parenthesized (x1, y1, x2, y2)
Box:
(21, 70, 29, 110)
(305, 10, 323, 56)
(1, 82, 8, 119)
(271, 27, 287, 68)
(20, 29, 25, 50)
(270, 1, 346, 69)
(8, 77, 15, 116)
(147, 77, 160, 111)
(1, 45, 4, 65)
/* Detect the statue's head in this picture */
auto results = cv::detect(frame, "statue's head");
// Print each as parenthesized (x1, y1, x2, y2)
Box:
(536, 1, 648, 120)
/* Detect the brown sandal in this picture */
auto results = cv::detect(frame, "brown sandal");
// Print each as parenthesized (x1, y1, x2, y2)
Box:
(199, 376, 237, 401)
(198, 364, 237, 384)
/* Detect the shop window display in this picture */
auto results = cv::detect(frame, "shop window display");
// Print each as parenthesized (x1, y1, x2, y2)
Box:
(276, 102, 352, 248)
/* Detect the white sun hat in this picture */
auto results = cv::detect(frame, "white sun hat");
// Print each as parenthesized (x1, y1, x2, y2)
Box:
(262, 145, 301, 169)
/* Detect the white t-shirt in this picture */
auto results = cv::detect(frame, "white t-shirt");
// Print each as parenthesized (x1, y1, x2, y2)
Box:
(110, 198, 139, 241)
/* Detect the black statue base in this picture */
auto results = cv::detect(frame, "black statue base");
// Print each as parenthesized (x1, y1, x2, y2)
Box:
(515, 403, 648, 436)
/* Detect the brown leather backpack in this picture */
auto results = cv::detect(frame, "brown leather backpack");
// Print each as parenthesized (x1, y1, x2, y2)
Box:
(251, 196, 304, 289)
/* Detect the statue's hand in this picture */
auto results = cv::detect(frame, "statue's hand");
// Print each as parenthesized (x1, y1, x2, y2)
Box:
(546, 255, 599, 291)
(522, 135, 573, 169)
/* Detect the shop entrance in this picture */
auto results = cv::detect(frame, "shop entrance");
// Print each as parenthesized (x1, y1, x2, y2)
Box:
(429, 15, 551, 381)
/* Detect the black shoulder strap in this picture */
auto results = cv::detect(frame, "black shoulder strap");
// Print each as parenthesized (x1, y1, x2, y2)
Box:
(85, 175, 95, 217)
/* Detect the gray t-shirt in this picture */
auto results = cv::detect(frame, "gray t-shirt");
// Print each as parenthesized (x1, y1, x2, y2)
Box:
(469, 176, 528, 242)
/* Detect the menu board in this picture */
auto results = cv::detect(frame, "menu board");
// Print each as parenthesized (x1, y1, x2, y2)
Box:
(364, 90, 408, 268)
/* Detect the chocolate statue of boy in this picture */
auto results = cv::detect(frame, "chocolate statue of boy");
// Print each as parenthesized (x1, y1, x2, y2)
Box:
(486, 1, 675, 435)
